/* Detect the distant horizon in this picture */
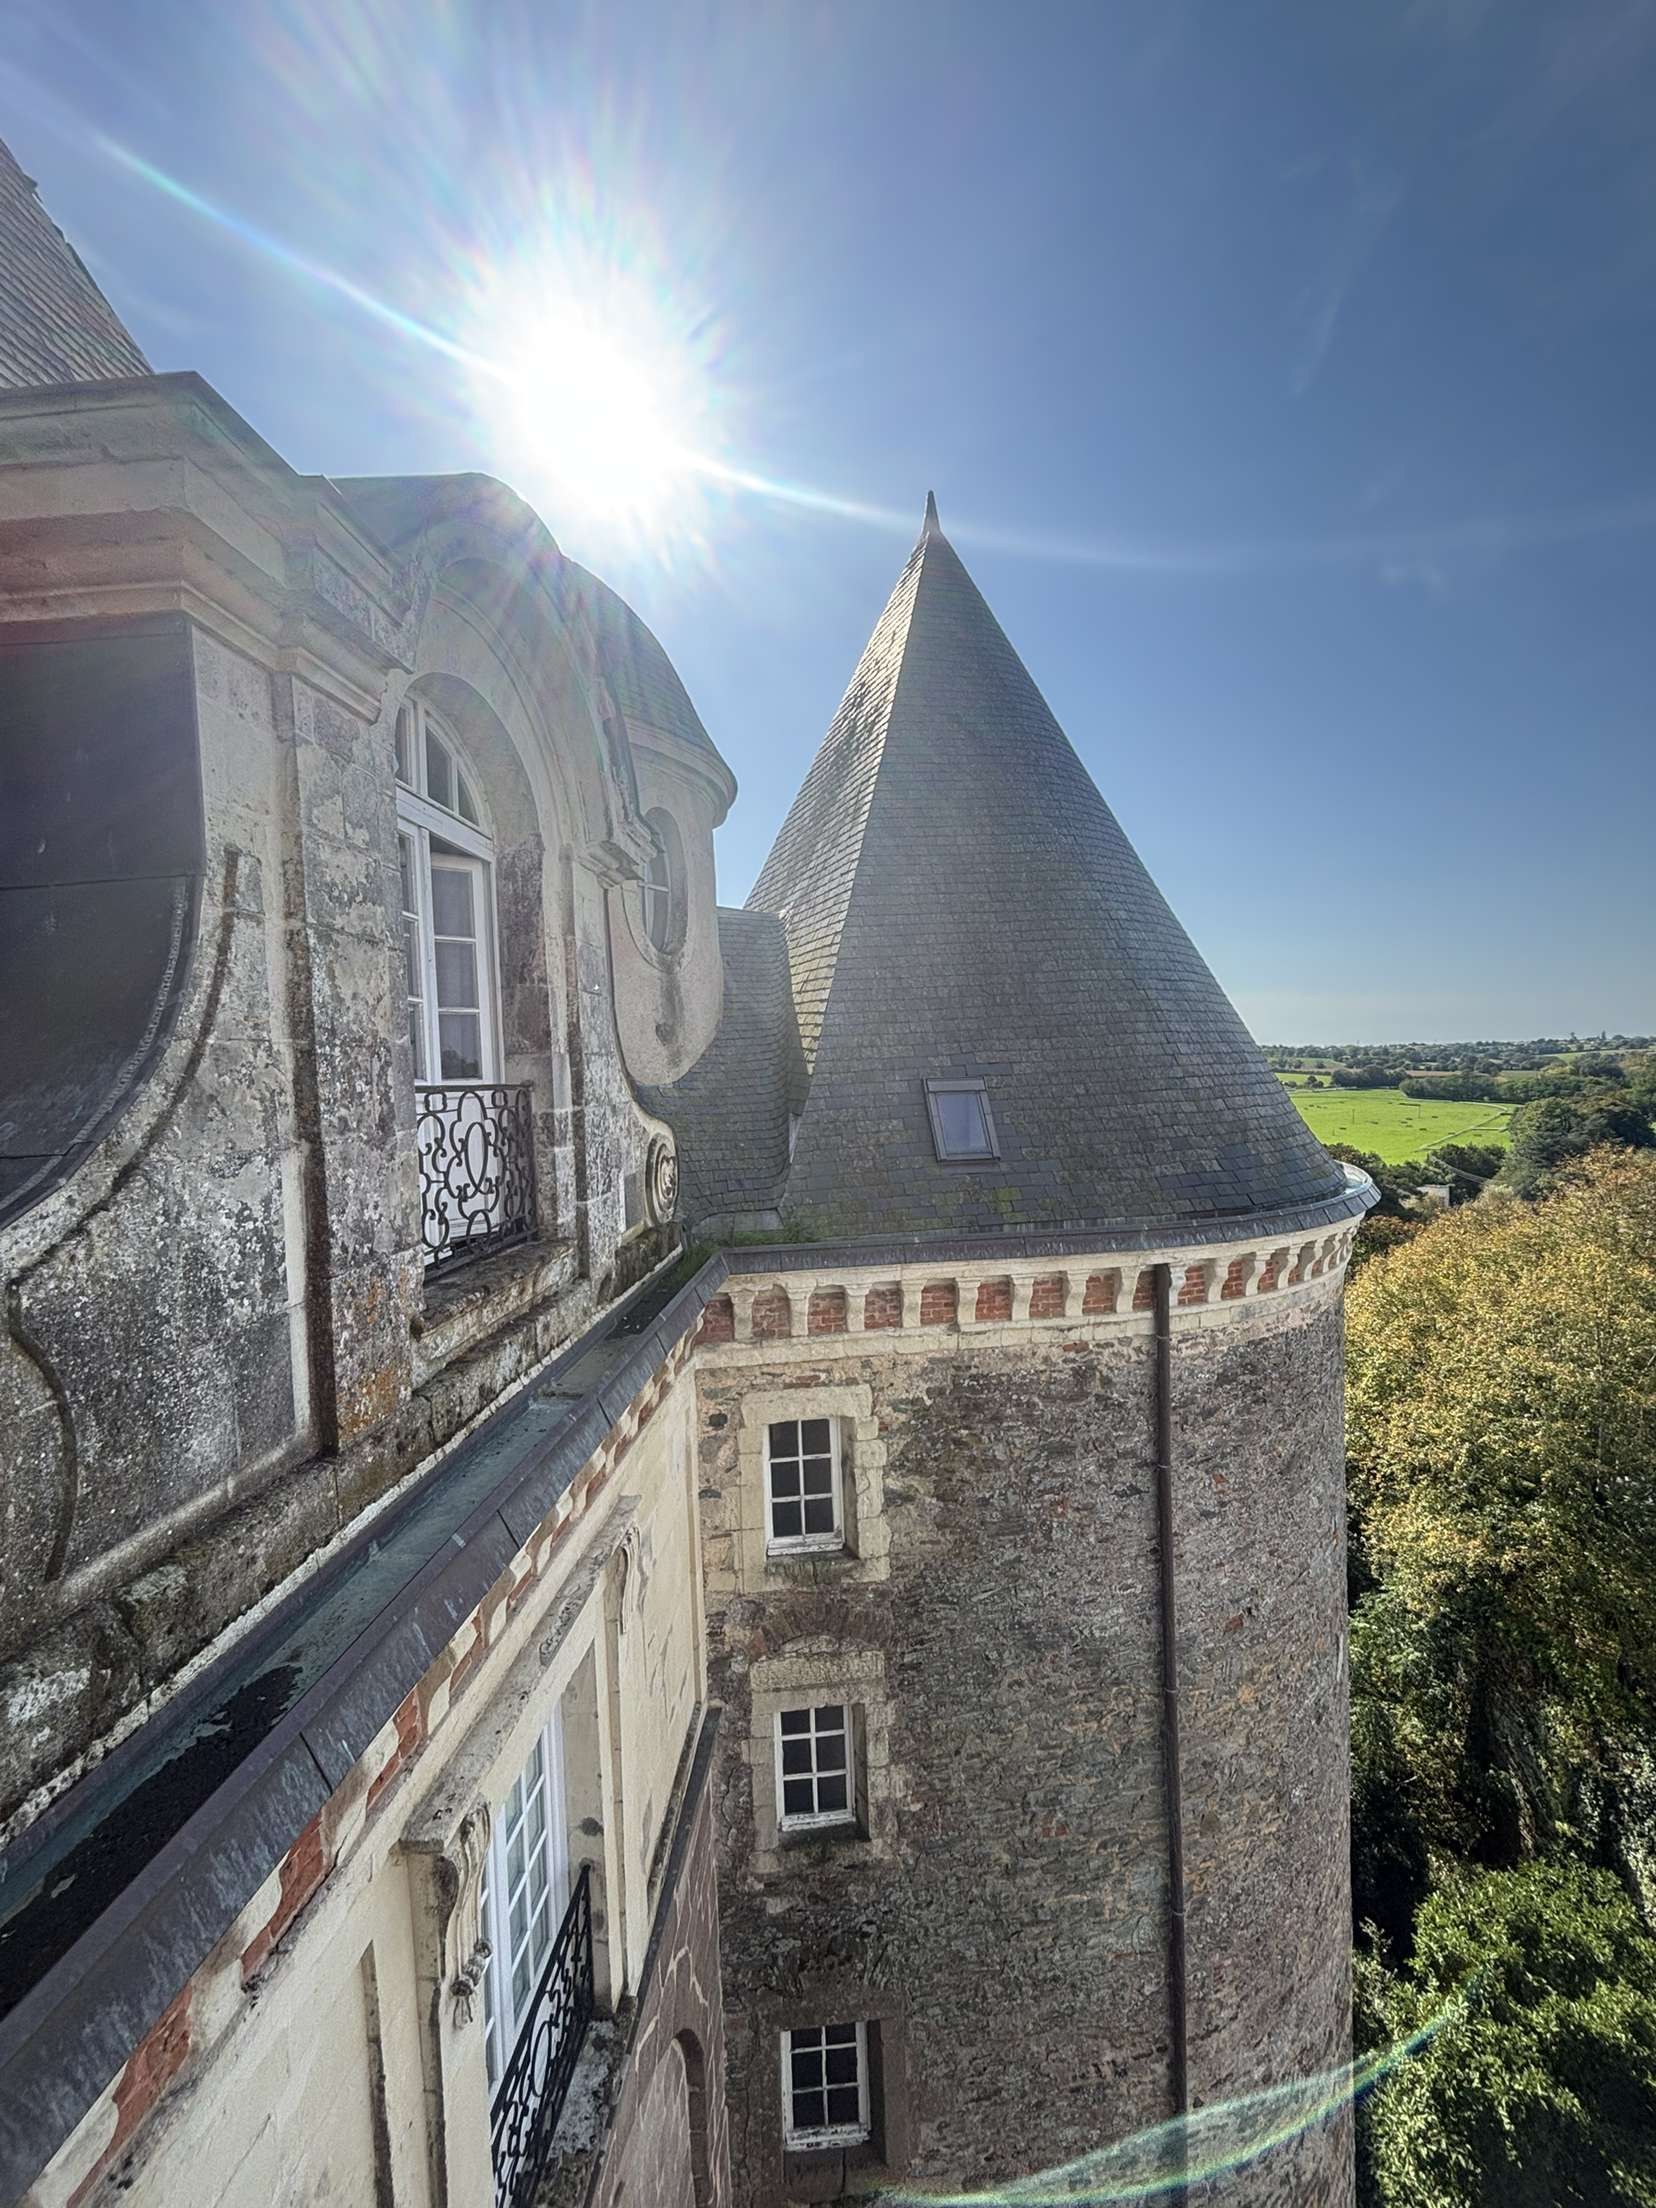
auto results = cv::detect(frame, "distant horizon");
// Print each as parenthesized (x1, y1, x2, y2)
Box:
(1259, 1030, 1652, 1049)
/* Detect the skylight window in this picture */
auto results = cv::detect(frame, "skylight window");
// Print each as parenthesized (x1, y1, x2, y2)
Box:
(924, 1078, 999, 1162)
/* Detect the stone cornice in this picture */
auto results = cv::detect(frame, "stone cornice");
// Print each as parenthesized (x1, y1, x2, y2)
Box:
(0, 373, 413, 715)
(694, 1213, 1361, 1359)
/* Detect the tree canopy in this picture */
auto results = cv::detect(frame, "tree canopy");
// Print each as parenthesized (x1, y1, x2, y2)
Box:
(1348, 1151, 1656, 2201)
(1357, 1862, 1656, 2208)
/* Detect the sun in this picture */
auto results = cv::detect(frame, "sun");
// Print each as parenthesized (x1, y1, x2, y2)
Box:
(464, 262, 725, 553)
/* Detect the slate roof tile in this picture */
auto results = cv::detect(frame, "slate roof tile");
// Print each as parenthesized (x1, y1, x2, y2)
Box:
(0, 138, 148, 390)
(744, 498, 1346, 1238)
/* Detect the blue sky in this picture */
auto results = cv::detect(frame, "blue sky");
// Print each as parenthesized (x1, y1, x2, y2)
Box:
(8, 0, 1655, 1042)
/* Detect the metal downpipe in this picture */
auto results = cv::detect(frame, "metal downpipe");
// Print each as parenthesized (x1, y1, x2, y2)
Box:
(1153, 1261, 1189, 2198)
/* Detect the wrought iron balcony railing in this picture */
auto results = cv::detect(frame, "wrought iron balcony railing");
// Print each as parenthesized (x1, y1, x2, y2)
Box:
(416, 1082, 537, 1274)
(490, 1863, 596, 2208)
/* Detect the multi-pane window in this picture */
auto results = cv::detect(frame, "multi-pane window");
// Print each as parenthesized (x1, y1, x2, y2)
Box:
(394, 699, 499, 1086)
(776, 1704, 855, 1831)
(640, 807, 681, 955)
(783, 2023, 870, 2149)
(924, 1077, 999, 1161)
(481, 1717, 568, 2095)
(765, 1419, 842, 1553)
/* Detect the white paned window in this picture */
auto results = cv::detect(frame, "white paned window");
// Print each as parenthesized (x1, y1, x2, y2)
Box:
(640, 807, 683, 955)
(783, 2022, 870, 2149)
(764, 1419, 843, 1554)
(481, 1715, 568, 2095)
(776, 1704, 855, 1831)
(394, 698, 500, 1085)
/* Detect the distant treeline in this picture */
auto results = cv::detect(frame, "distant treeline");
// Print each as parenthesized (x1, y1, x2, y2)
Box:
(1263, 1036, 1654, 1078)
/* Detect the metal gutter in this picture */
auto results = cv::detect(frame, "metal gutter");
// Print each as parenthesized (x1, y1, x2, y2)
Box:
(0, 1252, 728, 2206)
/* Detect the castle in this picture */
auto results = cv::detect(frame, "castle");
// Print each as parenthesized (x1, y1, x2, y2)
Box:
(0, 139, 1372, 2208)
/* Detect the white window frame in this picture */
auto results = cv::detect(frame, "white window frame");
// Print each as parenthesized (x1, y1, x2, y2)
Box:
(480, 1711, 569, 2096)
(782, 2022, 871, 2151)
(395, 698, 503, 1088)
(639, 806, 683, 957)
(775, 1703, 857, 1833)
(764, 1418, 845, 1556)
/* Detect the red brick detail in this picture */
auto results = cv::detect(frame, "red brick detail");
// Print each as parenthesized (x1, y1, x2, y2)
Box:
(1082, 1270, 1119, 1315)
(919, 1280, 958, 1328)
(1132, 1270, 1156, 1311)
(808, 1288, 848, 1335)
(1029, 1274, 1067, 1320)
(752, 1286, 792, 1340)
(863, 1284, 903, 1330)
(67, 1983, 194, 2208)
(975, 1278, 1013, 1323)
(366, 1689, 424, 1818)
(1221, 1258, 1249, 1301)
(697, 1295, 735, 1344)
(1178, 1265, 1209, 1308)
(241, 1816, 331, 1985)
(1257, 1250, 1285, 1292)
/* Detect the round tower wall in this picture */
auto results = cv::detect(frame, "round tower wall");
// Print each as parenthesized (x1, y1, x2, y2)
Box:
(692, 1242, 1354, 2208)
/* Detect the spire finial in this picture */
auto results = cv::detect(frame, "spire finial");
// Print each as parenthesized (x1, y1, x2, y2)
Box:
(922, 489, 940, 537)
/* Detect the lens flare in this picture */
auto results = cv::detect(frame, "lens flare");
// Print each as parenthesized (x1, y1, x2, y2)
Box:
(882, 2003, 1463, 2207)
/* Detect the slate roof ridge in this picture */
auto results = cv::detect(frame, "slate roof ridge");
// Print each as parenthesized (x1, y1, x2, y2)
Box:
(745, 506, 943, 1071)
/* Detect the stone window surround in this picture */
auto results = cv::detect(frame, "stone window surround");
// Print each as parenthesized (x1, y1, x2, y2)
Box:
(387, 665, 568, 1305)
(761, 1989, 911, 2197)
(782, 2021, 870, 2149)
(763, 1414, 846, 1556)
(774, 1701, 858, 1834)
(747, 1647, 892, 1868)
(734, 1384, 889, 1592)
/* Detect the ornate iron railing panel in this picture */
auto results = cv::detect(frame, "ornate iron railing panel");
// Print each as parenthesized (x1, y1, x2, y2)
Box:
(416, 1082, 536, 1273)
(490, 1864, 595, 2208)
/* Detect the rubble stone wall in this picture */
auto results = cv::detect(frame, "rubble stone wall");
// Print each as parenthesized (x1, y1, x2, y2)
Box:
(695, 1271, 1352, 2208)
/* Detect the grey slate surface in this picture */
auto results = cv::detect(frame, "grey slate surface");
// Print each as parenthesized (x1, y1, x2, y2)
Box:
(555, 558, 721, 759)
(0, 137, 149, 389)
(638, 907, 799, 1227)
(747, 502, 1348, 1237)
(332, 477, 723, 773)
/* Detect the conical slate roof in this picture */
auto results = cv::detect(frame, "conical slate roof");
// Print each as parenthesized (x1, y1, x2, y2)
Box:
(0, 137, 149, 390)
(747, 499, 1345, 1238)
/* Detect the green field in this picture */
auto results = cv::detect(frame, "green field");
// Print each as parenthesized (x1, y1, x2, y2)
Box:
(1277, 1078, 1513, 1163)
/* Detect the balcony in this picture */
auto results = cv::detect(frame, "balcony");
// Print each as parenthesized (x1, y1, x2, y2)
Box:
(490, 1863, 596, 2208)
(416, 1082, 537, 1275)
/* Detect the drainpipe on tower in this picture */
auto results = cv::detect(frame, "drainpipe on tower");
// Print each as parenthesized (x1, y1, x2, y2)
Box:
(1153, 1261, 1189, 2199)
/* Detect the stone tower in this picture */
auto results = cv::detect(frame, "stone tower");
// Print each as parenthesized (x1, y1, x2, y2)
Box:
(672, 501, 1371, 2206)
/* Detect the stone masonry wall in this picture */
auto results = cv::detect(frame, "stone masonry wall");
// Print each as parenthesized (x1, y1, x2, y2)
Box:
(586, 1735, 732, 2208)
(696, 1282, 1352, 2208)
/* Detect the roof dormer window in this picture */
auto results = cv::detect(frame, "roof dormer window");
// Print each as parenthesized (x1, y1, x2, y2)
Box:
(924, 1078, 999, 1162)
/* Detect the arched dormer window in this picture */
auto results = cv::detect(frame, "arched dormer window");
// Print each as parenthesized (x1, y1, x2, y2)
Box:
(395, 698, 498, 1083)
(640, 807, 685, 956)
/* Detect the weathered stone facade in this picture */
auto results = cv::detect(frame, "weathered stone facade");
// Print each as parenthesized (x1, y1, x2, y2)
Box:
(1, 149, 1373, 2208)
(695, 1252, 1354, 2208)
(0, 381, 732, 1836)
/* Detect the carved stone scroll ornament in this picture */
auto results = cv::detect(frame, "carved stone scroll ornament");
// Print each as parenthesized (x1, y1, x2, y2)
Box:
(434, 1801, 494, 2029)
(646, 1134, 679, 1225)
